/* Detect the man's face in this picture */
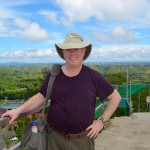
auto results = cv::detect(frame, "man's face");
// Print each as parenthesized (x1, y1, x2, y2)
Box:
(63, 48, 86, 66)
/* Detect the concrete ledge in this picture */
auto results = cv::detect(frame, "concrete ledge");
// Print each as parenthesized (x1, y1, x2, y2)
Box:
(95, 113, 150, 150)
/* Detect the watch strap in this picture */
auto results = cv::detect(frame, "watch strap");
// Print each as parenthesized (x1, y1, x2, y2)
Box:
(99, 116, 107, 124)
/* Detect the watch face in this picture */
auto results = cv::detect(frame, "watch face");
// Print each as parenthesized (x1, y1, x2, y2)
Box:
(100, 116, 107, 123)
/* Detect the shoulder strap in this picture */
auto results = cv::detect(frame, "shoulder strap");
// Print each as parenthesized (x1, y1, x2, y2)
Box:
(41, 64, 62, 116)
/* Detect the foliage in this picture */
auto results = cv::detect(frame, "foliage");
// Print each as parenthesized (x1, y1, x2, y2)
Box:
(14, 117, 31, 141)
(13, 113, 38, 141)
(0, 65, 49, 100)
(113, 107, 128, 117)
(132, 87, 149, 112)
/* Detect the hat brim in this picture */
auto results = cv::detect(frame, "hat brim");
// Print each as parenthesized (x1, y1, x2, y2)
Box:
(55, 43, 92, 60)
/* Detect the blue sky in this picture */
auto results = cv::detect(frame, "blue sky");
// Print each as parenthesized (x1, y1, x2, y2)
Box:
(0, 0, 150, 63)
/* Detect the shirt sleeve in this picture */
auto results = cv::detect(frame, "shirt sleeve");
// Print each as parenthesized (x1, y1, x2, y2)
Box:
(39, 72, 51, 98)
(91, 69, 114, 101)
(98, 74, 114, 101)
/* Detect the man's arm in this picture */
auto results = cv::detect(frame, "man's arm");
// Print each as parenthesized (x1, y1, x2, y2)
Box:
(1, 92, 45, 124)
(100, 89, 121, 121)
(87, 89, 121, 139)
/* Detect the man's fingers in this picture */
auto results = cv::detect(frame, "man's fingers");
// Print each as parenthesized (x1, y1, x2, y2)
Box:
(86, 125, 92, 131)
(87, 129, 98, 139)
(1, 112, 7, 118)
(1, 111, 16, 124)
(9, 118, 14, 125)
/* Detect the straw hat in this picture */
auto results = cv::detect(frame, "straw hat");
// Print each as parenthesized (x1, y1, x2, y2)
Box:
(55, 32, 92, 60)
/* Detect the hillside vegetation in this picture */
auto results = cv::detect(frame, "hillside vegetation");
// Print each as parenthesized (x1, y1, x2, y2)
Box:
(0, 62, 149, 112)
(0, 65, 50, 100)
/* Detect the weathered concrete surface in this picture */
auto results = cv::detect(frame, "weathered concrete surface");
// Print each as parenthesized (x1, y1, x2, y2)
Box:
(95, 113, 150, 150)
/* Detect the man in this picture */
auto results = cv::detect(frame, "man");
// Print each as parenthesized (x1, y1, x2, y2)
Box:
(2, 32, 121, 150)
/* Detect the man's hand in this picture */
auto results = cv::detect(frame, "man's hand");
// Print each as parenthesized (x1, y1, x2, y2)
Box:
(1, 109, 20, 125)
(86, 120, 104, 139)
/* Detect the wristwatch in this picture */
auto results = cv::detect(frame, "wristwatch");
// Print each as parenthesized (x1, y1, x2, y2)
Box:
(99, 116, 107, 125)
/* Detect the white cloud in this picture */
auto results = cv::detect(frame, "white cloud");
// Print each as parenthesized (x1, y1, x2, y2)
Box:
(14, 18, 29, 28)
(92, 45, 150, 60)
(0, 49, 57, 59)
(93, 26, 136, 43)
(0, 21, 17, 37)
(14, 18, 49, 42)
(39, 11, 59, 25)
(55, 0, 150, 23)
(39, 10, 74, 27)
(112, 26, 135, 42)
(0, 21, 7, 31)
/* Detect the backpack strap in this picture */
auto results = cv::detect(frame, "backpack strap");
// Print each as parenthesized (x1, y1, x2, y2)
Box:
(41, 64, 62, 117)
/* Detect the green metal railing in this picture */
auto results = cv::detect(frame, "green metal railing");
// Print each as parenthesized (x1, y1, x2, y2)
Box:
(94, 101, 108, 119)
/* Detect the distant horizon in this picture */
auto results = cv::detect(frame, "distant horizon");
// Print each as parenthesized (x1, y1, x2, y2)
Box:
(0, 60, 150, 65)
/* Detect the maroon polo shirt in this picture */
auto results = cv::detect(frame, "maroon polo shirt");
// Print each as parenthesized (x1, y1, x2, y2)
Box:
(39, 65, 114, 134)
